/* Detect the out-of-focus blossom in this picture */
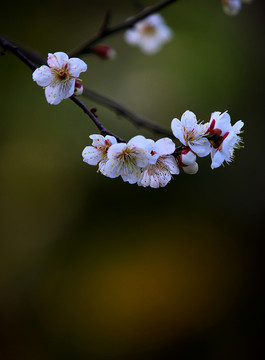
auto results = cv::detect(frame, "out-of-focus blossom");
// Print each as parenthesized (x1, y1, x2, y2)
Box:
(124, 14, 172, 54)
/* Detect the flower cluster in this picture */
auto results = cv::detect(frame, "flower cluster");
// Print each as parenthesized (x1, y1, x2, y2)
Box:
(124, 14, 173, 54)
(222, 0, 252, 16)
(82, 111, 244, 188)
(32, 52, 87, 104)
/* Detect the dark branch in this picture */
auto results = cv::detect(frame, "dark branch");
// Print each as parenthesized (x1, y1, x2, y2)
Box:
(0, 36, 37, 71)
(69, 0, 178, 56)
(70, 96, 125, 142)
(83, 87, 173, 138)
(0, 36, 125, 142)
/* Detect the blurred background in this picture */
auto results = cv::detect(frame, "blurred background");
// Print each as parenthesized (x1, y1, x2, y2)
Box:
(0, 0, 264, 359)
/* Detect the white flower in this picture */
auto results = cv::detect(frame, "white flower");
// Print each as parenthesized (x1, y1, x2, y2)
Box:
(104, 135, 151, 184)
(222, 0, 242, 15)
(124, 14, 172, 54)
(138, 138, 179, 188)
(221, 0, 252, 15)
(82, 135, 117, 175)
(207, 111, 244, 169)
(171, 111, 211, 157)
(32, 52, 87, 105)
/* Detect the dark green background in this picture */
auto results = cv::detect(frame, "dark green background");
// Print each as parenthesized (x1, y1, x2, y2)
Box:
(0, 1, 264, 359)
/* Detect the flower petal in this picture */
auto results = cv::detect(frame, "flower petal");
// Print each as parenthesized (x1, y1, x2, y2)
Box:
(82, 146, 103, 165)
(68, 58, 87, 77)
(211, 150, 225, 169)
(189, 138, 211, 157)
(32, 65, 54, 87)
(47, 52, 69, 69)
(154, 138, 175, 156)
(171, 118, 185, 145)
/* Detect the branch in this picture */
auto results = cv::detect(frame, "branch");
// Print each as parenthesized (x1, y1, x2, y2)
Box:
(83, 87, 173, 138)
(0, 36, 38, 71)
(0, 36, 124, 142)
(70, 96, 125, 143)
(69, 0, 178, 56)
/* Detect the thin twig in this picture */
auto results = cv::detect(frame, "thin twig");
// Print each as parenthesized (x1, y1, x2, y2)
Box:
(83, 87, 173, 138)
(0, 36, 38, 71)
(69, 0, 178, 56)
(0, 36, 125, 142)
(70, 96, 125, 142)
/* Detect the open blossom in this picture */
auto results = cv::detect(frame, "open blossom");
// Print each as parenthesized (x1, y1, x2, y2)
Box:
(124, 14, 172, 54)
(222, 0, 252, 15)
(171, 111, 211, 157)
(32, 52, 87, 105)
(207, 111, 244, 169)
(82, 135, 117, 175)
(104, 135, 151, 184)
(138, 138, 179, 188)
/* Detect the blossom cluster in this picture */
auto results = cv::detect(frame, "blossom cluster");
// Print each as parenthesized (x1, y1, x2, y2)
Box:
(82, 111, 244, 188)
(222, 0, 252, 16)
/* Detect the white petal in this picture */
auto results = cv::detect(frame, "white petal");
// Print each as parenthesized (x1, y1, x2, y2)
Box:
(124, 29, 141, 45)
(215, 112, 232, 135)
(183, 162, 199, 175)
(44, 83, 62, 105)
(107, 143, 127, 159)
(154, 138, 175, 156)
(47, 52, 69, 69)
(68, 58, 87, 77)
(162, 155, 180, 175)
(82, 146, 102, 165)
(181, 150, 196, 165)
(211, 151, 225, 169)
(232, 120, 244, 133)
(180, 110, 197, 131)
(171, 118, 185, 145)
(104, 159, 121, 178)
(189, 138, 211, 157)
(32, 65, 54, 87)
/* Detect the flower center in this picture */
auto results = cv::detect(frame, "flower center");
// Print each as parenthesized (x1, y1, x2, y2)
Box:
(52, 63, 71, 81)
(141, 24, 157, 36)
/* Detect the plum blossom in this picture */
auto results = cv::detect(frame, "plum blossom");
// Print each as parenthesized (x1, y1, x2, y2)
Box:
(138, 138, 179, 188)
(171, 111, 211, 157)
(82, 135, 117, 175)
(124, 14, 172, 54)
(32, 52, 87, 105)
(206, 111, 244, 169)
(222, 0, 252, 15)
(104, 135, 151, 184)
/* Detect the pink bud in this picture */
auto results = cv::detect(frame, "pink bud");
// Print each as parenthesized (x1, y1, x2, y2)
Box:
(92, 45, 116, 60)
(74, 81, 83, 96)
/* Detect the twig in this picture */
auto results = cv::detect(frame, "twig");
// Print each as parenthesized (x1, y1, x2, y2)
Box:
(83, 87, 173, 138)
(0, 36, 125, 142)
(0, 36, 38, 71)
(70, 96, 125, 142)
(69, 0, 178, 56)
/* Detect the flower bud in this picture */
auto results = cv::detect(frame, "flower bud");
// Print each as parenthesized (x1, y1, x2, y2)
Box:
(183, 162, 199, 175)
(180, 148, 196, 166)
(92, 45, 116, 60)
(74, 81, 83, 96)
